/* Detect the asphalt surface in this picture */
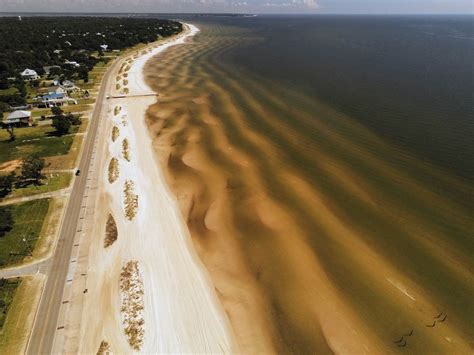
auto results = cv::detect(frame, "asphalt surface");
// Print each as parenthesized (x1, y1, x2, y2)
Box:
(26, 58, 120, 355)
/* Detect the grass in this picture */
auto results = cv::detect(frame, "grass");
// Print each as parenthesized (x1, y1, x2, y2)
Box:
(31, 108, 52, 118)
(0, 275, 44, 354)
(97, 340, 112, 354)
(9, 173, 72, 199)
(123, 180, 138, 221)
(62, 104, 91, 113)
(122, 139, 130, 162)
(0, 199, 50, 267)
(112, 126, 120, 142)
(0, 125, 78, 165)
(0, 87, 19, 96)
(120, 261, 144, 350)
(0, 279, 20, 329)
(108, 158, 119, 184)
(104, 214, 118, 248)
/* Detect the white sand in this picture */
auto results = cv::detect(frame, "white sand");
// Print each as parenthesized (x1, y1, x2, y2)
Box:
(75, 24, 235, 353)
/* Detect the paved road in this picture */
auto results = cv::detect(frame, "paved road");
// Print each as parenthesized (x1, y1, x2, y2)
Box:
(0, 259, 49, 279)
(26, 58, 121, 355)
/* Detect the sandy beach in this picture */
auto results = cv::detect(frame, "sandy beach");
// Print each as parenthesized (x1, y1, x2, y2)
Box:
(59, 24, 236, 354)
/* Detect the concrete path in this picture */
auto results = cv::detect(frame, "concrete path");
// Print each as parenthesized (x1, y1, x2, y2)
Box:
(0, 188, 70, 207)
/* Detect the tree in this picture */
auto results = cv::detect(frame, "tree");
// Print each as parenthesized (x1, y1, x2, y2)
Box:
(0, 208, 13, 237)
(4, 124, 16, 142)
(0, 173, 15, 198)
(51, 106, 63, 116)
(20, 155, 45, 185)
(52, 114, 71, 135)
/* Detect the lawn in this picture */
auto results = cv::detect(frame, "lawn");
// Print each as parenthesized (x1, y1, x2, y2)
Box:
(0, 275, 44, 354)
(0, 199, 50, 267)
(9, 172, 72, 198)
(0, 125, 78, 165)
(0, 278, 20, 329)
(0, 87, 18, 96)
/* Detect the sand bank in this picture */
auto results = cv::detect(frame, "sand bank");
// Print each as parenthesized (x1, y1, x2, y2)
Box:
(61, 24, 235, 354)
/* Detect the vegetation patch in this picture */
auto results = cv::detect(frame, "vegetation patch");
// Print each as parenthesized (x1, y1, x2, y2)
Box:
(120, 261, 144, 351)
(104, 214, 118, 248)
(114, 106, 121, 116)
(0, 278, 20, 330)
(0, 125, 78, 165)
(122, 139, 130, 162)
(10, 172, 72, 199)
(108, 158, 119, 184)
(123, 80, 128, 86)
(123, 88, 130, 95)
(0, 199, 50, 267)
(96, 340, 113, 355)
(123, 180, 138, 221)
(112, 126, 120, 142)
(115, 84, 121, 91)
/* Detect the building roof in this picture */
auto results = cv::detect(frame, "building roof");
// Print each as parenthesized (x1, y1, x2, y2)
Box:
(21, 69, 38, 76)
(8, 110, 31, 119)
(42, 93, 66, 100)
(48, 85, 65, 93)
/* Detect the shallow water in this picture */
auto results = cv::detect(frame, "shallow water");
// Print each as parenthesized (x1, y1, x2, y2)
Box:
(144, 17, 473, 353)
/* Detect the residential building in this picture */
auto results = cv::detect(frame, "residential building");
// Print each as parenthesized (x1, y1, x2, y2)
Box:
(20, 68, 39, 81)
(2, 110, 33, 127)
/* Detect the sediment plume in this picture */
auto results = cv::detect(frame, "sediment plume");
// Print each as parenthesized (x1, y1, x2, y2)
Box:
(142, 24, 474, 354)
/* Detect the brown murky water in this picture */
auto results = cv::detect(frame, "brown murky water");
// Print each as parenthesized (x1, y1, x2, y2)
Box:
(144, 22, 474, 354)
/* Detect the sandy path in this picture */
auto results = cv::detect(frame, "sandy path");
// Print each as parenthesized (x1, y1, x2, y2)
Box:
(74, 24, 235, 353)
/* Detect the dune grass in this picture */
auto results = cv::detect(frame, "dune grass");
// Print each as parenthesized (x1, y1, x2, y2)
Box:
(104, 214, 118, 248)
(123, 180, 138, 221)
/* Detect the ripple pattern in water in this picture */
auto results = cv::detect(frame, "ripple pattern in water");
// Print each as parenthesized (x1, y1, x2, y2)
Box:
(144, 23, 474, 354)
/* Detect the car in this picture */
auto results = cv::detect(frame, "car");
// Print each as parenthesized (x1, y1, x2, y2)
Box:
(75, 169, 81, 176)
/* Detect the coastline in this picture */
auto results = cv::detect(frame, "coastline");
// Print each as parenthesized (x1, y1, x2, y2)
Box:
(59, 23, 235, 354)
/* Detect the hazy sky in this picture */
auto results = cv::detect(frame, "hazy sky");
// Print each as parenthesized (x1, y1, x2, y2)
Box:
(0, 0, 472, 14)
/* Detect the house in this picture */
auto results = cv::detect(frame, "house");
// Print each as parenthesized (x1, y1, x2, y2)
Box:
(61, 80, 80, 93)
(64, 60, 80, 67)
(47, 86, 67, 95)
(36, 93, 77, 107)
(2, 110, 33, 127)
(20, 69, 39, 81)
(100, 44, 108, 51)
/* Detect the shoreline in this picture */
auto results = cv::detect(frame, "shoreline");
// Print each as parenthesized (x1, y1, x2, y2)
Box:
(59, 23, 236, 354)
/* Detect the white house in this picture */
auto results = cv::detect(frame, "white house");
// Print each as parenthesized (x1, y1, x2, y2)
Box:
(47, 86, 67, 95)
(64, 60, 80, 67)
(2, 110, 33, 127)
(61, 80, 80, 93)
(20, 69, 39, 81)
(100, 44, 108, 51)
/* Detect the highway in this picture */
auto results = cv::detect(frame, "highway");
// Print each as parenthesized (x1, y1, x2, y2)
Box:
(26, 57, 121, 355)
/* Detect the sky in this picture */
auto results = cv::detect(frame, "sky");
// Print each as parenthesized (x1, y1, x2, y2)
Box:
(0, 0, 472, 14)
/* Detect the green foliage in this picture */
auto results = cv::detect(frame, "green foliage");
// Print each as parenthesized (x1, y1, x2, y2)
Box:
(0, 199, 49, 267)
(52, 114, 72, 135)
(0, 173, 16, 198)
(0, 278, 20, 329)
(20, 154, 45, 185)
(51, 106, 63, 116)
(0, 208, 13, 237)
